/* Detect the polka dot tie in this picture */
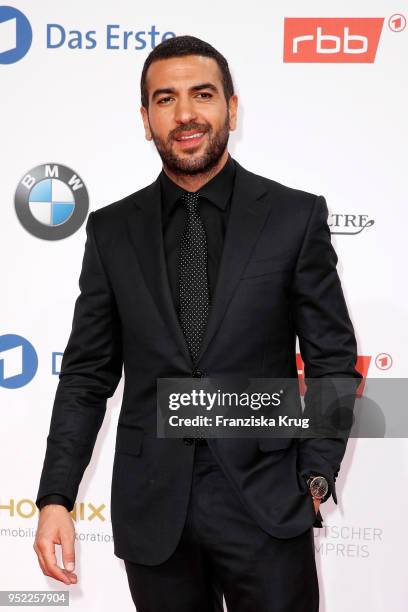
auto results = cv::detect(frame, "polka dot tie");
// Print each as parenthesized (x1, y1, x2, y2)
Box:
(178, 190, 210, 445)
(178, 190, 210, 364)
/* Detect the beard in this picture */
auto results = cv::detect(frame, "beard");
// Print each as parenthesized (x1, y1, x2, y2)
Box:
(149, 112, 230, 177)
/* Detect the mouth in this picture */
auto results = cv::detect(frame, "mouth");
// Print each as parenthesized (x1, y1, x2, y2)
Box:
(173, 131, 206, 148)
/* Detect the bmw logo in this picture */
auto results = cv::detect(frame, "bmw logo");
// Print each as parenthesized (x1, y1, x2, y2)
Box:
(14, 163, 89, 240)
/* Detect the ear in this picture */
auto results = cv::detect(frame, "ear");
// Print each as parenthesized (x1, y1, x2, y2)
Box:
(228, 94, 238, 132)
(140, 106, 152, 141)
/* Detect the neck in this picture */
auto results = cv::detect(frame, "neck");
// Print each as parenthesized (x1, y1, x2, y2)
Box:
(162, 149, 229, 192)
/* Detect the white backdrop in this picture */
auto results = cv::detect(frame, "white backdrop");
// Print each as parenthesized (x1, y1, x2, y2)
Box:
(1, 1, 407, 610)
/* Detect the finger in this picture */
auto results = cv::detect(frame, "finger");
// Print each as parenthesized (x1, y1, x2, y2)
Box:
(41, 541, 73, 585)
(60, 533, 77, 582)
(34, 543, 47, 574)
(35, 540, 77, 584)
(60, 531, 76, 573)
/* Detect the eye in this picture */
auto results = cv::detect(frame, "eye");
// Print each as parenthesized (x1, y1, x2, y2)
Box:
(157, 96, 173, 105)
(196, 92, 213, 99)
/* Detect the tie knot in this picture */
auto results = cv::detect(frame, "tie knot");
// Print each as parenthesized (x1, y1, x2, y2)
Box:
(181, 190, 200, 213)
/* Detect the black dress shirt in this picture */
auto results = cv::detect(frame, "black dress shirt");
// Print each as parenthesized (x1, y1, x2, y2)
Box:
(37, 154, 236, 512)
(160, 152, 236, 313)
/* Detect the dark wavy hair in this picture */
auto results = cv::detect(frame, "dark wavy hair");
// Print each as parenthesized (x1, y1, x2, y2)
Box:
(140, 35, 234, 108)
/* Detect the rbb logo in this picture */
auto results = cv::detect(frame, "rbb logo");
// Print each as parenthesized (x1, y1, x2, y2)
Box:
(284, 17, 384, 63)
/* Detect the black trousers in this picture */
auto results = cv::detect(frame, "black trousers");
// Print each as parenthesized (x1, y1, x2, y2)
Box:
(124, 442, 319, 612)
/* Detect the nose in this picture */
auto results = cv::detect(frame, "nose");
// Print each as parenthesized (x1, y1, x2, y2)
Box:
(173, 95, 197, 125)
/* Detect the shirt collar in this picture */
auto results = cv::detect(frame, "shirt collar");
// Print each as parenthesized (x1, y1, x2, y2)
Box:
(159, 152, 236, 215)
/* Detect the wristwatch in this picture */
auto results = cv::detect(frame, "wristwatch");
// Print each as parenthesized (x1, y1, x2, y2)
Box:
(306, 475, 329, 501)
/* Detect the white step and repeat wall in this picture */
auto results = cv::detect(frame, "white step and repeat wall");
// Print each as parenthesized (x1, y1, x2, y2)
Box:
(1, 1, 407, 610)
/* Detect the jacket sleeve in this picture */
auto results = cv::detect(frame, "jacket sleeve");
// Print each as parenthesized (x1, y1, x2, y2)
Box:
(35, 212, 123, 511)
(291, 195, 362, 505)
(37, 494, 72, 512)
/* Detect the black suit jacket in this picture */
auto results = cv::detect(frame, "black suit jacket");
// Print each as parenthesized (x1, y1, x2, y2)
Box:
(35, 158, 361, 565)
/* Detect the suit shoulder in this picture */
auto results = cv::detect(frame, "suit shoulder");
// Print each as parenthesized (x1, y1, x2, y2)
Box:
(237, 162, 318, 211)
(90, 181, 155, 225)
(257, 172, 317, 204)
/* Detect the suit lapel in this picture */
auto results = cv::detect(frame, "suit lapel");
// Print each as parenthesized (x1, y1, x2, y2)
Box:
(126, 179, 194, 368)
(126, 160, 271, 369)
(194, 161, 269, 365)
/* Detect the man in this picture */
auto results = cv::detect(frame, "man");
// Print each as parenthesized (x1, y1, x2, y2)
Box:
(34, 35, 361, 611)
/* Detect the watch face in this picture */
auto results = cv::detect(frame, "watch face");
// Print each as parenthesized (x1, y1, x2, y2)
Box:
(310, 476, 329, 499)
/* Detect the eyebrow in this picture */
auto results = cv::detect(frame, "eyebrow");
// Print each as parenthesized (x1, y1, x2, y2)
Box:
(151, 82, 219, 101)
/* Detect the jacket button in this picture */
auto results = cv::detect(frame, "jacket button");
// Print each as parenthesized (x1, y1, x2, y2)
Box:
(192, 369, 204, 377)
(183, 438, 194, 446)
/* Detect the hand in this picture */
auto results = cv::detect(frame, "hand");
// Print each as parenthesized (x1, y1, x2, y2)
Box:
(313, 497, 321, 516)
(33, 504, 78, 585)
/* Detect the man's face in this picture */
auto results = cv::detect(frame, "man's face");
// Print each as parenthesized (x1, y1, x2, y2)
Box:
(141, 55, 238, 176)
